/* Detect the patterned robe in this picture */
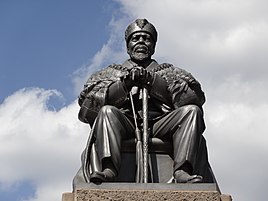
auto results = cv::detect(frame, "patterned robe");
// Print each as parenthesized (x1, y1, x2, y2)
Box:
(73, 59, 216, 186)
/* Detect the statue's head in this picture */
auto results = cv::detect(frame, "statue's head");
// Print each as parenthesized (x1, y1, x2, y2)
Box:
(125, 19, 157, 63)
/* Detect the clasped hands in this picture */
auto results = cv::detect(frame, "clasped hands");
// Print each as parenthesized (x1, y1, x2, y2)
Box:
(123, 67, 154, 91)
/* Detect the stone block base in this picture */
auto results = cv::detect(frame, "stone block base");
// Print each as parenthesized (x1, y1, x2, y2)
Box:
(62, 183, 232, 201)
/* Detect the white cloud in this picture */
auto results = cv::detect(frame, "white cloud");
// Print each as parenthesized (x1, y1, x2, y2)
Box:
(205, 92, 268, 200)
(0, 88, 88, 201)
(202, 74, 268, 199)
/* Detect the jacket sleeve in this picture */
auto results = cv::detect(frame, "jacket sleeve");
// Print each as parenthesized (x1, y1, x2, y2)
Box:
(78, 69, 114, 125)
(78, 65, 128, 125)
(168, 67, 205, 108)
(106, 80, 129, 107)
(149, 73, 172, 106)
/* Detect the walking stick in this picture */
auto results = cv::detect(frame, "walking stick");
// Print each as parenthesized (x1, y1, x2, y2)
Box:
(142, 87, 149, 183)
(129, 91, 144, 183)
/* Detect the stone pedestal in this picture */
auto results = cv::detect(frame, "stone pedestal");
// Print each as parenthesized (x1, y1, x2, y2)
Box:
(62, 183, 232, 201)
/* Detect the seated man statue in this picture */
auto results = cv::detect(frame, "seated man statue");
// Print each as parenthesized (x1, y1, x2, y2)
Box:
(75, 19, 215, 184)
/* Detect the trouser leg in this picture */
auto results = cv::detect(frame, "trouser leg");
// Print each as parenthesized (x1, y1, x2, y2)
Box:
(153, 105, 205, 173)
(91, 105, 135, 173)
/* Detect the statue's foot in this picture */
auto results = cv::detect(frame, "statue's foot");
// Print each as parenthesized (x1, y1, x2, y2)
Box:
(174, 170, 203, 183)
(90, 169, 116, 183)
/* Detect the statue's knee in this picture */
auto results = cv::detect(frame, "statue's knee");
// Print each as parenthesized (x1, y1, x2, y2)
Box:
(181, 105, 203, 116)
(183, 105, 205, 131)
(99, 105, 116, 114)
(99, 105, 118, 117)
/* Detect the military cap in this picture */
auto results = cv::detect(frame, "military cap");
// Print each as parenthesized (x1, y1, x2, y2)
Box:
(125, 19, 157, 43)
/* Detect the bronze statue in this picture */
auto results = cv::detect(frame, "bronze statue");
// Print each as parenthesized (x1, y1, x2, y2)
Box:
(74, 19, 216, 186)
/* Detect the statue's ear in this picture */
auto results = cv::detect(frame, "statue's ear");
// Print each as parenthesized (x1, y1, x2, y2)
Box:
(150, 44, 156, 56)
(127, 46, 131, 56)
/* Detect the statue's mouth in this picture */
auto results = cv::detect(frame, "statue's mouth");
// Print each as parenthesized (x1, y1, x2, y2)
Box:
(134, 45, 148, 53)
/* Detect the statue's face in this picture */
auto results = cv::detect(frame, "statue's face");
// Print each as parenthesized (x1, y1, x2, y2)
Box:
(127, 32, 155, 62)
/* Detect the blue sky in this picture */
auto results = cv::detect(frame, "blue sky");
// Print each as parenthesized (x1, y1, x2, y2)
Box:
(0, 0, 117, 105)
(1, 1, 268, 201)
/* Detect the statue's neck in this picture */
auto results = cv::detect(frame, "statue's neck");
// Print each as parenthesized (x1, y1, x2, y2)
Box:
(129, 58, 152, 68)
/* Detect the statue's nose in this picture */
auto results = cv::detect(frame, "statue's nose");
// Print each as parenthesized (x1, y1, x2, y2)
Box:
(138, 36, 145, 42)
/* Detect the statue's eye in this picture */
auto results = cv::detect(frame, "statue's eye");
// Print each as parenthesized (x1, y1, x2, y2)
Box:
(131, 36, 138, 42)
(145, 37, 151, 42)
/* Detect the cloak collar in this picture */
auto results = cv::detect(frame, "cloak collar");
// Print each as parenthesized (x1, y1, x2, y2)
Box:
(122, 59, 159, 71)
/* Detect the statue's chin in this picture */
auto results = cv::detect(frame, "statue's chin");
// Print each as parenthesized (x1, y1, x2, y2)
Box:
(131, 52, 150, 61)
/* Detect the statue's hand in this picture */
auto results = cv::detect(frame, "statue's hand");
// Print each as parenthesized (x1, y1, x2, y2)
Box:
(121, 72, 133, 92)
(168, 78, 189, 93)
(122, 67, 155, 91)
(129, 67, 155, 88)
(177, 78, 189, 92)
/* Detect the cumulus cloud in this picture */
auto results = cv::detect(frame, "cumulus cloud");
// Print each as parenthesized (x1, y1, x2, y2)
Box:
(204, 76, 268, 200)
(0, 88, 88, 201)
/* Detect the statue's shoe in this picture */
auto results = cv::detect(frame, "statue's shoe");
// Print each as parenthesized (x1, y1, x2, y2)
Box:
(90, 171, 106, 183)
(90, 169, 116, 183)
(174, 170, 203, 183)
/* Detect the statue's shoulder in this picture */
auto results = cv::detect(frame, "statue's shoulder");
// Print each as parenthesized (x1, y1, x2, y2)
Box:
(154, 63, 187, 73)
(87, 64, 126, 82)
(153, 63, 185, 78)
(154, 63, 200, 85)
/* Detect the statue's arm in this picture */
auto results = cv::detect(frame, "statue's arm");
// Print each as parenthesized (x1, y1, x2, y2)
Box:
(78, 67, 114, 124)
(78, 65, 129, 124)
(169, 67, 205, 108)
(106, 80, 128, 107)
(149, 73, 173, 106)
